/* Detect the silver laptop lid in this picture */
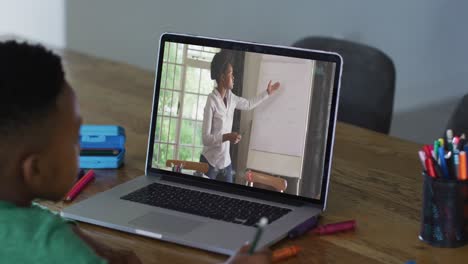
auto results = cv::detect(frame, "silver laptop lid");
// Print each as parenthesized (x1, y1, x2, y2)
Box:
(145, 33, 342, 209)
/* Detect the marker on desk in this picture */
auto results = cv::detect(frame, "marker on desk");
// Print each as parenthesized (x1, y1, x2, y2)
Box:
(288, 216, 319, 238)
(312, 220, 356, 235)
(65, 169, 96, 202)
(248, 217, 268, 254)
(272, 245, 301, 263)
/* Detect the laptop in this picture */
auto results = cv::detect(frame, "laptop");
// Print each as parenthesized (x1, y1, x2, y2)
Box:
(61, 33, 342, 255)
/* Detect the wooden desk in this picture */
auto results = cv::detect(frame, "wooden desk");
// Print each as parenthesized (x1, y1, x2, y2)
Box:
(36, 48, 468, 264)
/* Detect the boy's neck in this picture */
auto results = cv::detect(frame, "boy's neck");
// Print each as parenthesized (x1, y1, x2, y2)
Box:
(0, 197, 32, 207)
(0, 181, 33, 207)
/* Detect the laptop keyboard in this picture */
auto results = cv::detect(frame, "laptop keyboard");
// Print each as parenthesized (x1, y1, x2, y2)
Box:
(121, 183, 291, 226)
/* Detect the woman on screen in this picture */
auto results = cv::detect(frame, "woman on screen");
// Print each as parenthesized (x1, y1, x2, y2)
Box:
(200, 50, 280, 183)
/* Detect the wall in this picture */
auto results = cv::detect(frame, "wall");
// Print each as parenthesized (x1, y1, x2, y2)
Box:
(61, 1, 468, 143)
(0, 0, 65, 47)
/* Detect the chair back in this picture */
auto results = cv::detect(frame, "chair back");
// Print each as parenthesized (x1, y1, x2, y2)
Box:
(445, 94, 468, 136)
(245, 170, 288, 192)
(293, 36, 396, 134)
(166, 159, 209, 174)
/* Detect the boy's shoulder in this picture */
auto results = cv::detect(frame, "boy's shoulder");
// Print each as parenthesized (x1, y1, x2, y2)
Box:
(0, 201, 106, 264)
(0, 200, 68, 235)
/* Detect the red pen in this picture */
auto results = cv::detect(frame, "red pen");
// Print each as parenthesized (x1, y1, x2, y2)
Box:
(312, 220, 356, 235)
(65, 169, 96, 201)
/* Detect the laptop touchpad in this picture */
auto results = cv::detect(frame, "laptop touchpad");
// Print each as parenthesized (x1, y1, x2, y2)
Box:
(129, 212, 203, 235)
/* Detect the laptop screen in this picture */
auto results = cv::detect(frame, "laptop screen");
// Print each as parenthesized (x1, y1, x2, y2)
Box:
(147, 33, 341, 204)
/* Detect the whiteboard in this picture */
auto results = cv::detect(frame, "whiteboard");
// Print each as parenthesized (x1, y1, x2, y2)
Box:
(247, 55, 314, 178)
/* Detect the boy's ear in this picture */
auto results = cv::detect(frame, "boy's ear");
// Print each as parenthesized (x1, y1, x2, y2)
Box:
(21, 154, 44, 194)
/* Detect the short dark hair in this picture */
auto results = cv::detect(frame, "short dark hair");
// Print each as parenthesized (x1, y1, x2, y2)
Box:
(0, 41, 65, 138)
(210, 50, 234, 82)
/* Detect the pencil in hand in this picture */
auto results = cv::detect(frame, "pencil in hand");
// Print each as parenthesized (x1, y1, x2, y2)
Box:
(248, 217, 268, 254)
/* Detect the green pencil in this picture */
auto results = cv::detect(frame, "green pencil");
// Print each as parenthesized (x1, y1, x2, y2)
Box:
(248, 217, 268, 255)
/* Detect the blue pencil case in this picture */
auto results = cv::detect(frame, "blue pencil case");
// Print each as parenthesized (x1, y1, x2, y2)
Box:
(79, 125, 126, 169)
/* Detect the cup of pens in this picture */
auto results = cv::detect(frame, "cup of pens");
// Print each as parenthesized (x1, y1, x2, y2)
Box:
(418, 130, 468, 247)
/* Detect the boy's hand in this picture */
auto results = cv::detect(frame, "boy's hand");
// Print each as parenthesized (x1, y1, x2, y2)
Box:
(225, 243, 272, 264)
(73, 226, 142, 264)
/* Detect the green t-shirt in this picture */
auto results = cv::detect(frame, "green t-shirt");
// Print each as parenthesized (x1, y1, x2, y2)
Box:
(0, 200, 107, 264)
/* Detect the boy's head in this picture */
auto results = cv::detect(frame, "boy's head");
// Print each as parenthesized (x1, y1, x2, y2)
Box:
(211, 50, 234, 89)
(0, 41, 82, 204)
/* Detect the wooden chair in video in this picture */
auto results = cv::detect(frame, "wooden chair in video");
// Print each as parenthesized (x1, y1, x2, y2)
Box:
(244, 170, 288, 193)
(165, 159, 209, 174)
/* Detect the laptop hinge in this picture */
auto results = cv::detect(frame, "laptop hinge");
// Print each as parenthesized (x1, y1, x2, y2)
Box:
(154, 173, 306, 207)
